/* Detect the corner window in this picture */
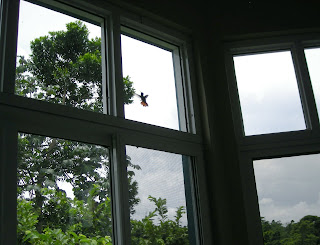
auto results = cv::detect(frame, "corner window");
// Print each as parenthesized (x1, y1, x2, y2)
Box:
(226, 37, 320, 245)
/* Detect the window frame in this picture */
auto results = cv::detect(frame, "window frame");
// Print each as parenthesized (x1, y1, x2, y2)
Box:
(0, 0, 210, 244)
(225, 34, 320, 245)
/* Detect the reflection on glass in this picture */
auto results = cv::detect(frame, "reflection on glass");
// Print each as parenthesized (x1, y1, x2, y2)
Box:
(15, 0, 103, 112)
(17, 133, 112, 244)
(233, 51, 305, 135)
(305, 48, 320, 121)
(254, 155, 320, 244)
(121, 35, 180, 130)
(126, 146, 190, 244)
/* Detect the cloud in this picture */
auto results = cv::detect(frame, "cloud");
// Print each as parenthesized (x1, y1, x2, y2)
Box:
(259, 194, 320, 223)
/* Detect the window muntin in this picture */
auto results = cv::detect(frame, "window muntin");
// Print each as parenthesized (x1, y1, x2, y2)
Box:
(15, 0, 104, 113)
(126, 145, 191, 244)
(233, 51, 306, 136)
(253, 154, 320, 244)
(17, 133, 113, 244)
(121, 32, 185, 131)
(305, 47, 320, 122)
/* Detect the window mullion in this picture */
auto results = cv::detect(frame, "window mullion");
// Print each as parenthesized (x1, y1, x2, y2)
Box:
(239, 152, 264, 245)
(111, 134, 131, 245)
(172, 48, 187, 132)
(101, 18, 109, 114)
(224, 49, 246, 141)
(291, 42, 320, 133)
(109, 12, 125, 118)
(0, 121, 18, 245)
(0, 0, 19, 94)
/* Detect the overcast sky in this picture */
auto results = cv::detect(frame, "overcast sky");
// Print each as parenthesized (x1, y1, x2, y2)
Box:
(18, 0, 320, 227)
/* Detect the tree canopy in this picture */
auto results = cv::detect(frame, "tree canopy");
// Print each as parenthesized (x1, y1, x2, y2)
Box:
(261, 215, 320, 245)
(16, 20, 135, 111)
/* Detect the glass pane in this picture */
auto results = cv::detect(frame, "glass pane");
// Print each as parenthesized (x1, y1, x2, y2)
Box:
(254, 155, 320, 244)
(17, 133, 113, 244)
(16, 0, 104, 113)
(305, 47, 320, 121)
(233, 51, 306, 135)
(121, 34, 181, 130)
(126, 146, 190, 244)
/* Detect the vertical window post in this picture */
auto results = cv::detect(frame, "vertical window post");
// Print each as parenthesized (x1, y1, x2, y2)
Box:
(0, 0, 19, 93)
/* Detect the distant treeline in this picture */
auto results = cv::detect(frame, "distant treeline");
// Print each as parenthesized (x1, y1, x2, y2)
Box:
(261, 215, 320, 245)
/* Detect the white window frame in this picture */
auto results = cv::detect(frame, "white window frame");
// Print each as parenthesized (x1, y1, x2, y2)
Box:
(225, 34, 320, 245)
(0, 0, 212, 244)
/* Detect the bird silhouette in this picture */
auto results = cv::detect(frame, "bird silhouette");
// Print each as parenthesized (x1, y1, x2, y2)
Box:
(136, 92, 148, 107)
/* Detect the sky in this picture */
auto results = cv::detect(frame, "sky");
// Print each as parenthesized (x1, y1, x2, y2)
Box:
(121, 35, 179, 130)
(17, 0, 320, 228)
(233, 51, 306, 136)
(17, 0, 188, 227)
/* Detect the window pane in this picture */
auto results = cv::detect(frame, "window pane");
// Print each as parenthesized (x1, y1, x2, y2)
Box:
(126, 146, 191, 244)
(17, 133, 112, 244)
(233, 51, 306, 135)
(121, 34, 181, 130)
(305, 47, 320, 121)
(16, 0, 104, 113)
(254, 155, 320, 244)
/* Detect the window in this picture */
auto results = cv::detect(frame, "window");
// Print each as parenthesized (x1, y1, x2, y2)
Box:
(0, 0, 206, 244)
(233, 51, 305, 135)
(226, 36, 320, 244)
(16, 0, 105, 113)
(17, 133, 113, 244)
(121, 29, 186, 131)
(126, 146, 193, 243)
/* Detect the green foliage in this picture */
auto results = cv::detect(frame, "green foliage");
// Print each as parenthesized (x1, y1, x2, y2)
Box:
(17, 184, 113, 244)
(17, 191, 189, 244)
(123, 75, 135, 105)
(23, 228, 112, 245)
(261, 216, 320, 245)
(131, 196, 189, 245)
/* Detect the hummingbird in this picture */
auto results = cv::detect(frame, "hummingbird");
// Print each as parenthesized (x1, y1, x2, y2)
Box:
(136, 92, 148, 107)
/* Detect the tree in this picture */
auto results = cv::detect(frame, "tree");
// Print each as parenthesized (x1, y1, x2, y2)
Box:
(16, 21, 135, 109)
(15, 21, 137, 243)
